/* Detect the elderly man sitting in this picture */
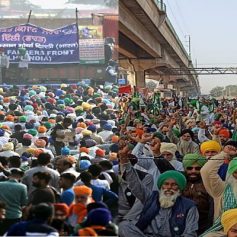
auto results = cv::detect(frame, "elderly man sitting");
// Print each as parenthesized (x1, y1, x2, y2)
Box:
(119, 154, 199, 237)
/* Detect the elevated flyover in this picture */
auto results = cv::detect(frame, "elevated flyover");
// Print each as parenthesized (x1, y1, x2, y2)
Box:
(119, 0, 200, 96)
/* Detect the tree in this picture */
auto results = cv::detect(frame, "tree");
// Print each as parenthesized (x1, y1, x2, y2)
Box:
(146, 80, 157, 91)
(210, 86, 224, 97)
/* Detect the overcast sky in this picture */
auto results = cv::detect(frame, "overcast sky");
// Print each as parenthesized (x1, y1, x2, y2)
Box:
(29, 0, 106, 9)
(163, 0, 237, 94)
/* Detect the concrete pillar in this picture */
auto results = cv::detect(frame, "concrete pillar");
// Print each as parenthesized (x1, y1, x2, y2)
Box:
(135, 70, 145, 88)
(175, 86, 181, 95)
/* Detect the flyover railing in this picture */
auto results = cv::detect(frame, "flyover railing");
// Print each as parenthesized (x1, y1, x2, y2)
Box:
(154, 0, 166, 12)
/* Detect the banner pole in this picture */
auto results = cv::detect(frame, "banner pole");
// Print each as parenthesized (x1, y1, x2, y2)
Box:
(27, 10, 32, 24)
(75, 8, 80, 81)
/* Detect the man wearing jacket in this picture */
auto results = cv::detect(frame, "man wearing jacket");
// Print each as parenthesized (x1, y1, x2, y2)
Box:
(119, 154, 199, 237)
(182, 153, 214, 235)
(200, 142, 237, 236)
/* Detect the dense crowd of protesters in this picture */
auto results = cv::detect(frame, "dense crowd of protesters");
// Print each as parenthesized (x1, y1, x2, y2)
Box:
(0, 83, 119, 236)
(118, 91, 237, 237)
(2, 82, 237, 236)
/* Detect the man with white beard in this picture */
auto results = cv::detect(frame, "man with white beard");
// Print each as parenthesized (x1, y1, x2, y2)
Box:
(119, 154, 199, 237)
(169, 125, 199, 157)
(200, 142, 237, 237)
(176, 129, 200, 157)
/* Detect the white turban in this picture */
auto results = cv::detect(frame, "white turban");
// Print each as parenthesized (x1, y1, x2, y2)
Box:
(160, 143, 177, 157)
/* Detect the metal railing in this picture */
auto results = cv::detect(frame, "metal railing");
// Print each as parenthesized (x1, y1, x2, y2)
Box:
(154, 0, 166, 13)
(153, 1, 189, 61)
(165, 17, 190, 60)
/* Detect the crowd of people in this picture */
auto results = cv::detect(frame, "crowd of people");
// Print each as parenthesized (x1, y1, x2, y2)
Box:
(0, 83, 120, 236)
(117, 92, 237, 237)
(2, 82, 237, 236)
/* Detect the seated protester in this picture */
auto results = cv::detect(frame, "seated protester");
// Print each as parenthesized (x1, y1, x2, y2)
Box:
(33, 139, 54, 161)
(51, 203, 70, 236)
(119, 153, 154, 222)
(98, 123, 114, 142)
(118, 164, 199, 237)
(8, 156, 21, 169)
(0, 142, 20, 158)
(165, 119, 198, 155)
(200, 140, 222, 159)
(88, 164, 110, 190)
(22, 152, 60, 194)
(56, 157, 79, 179)
(78, 208, 116, 236)
(99, 160, 119, 194)
(200, 140, 237, 181)
(87, 124, 104, 144)
(182, 154, 214, 235)
(0, 156, 10, 181)
(126, 137, 175, 191)
(91, 148, 107, 165)
(10, 124, 25, 144)
(4, 203, 59, 236)
(15, 136, 32, 156)
(200, 143, 237, 236)
(27, 171, 56, 206)
(176, 129, 200, 157)
(213, 128, 231, 146)
(0, 129, 9, 147)
(68, 185, 94, 228)
(220, 208, 237, 237)
(160, 142, 184, 171)
(79, 171, 118, 208)
(59, 173, 76, 206)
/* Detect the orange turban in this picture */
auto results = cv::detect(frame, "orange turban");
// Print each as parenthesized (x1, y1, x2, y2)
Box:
(218, 128, 230, 138)
(38, 126, 47, 133)
(6, 115, 14, 122)
(77, 122, 87, 129)
(96, 149, 105, 157)
(73, 185, 92, 196)
(34, 149, 44, 157)
(2, 125, 10, 130)
(111, 135, 119, 143)
(135, 128, 144, 137)
(54, 203, 69, 216)
(48, 119, 56, 124)
(3, 97, 10, 103)
(66, 155, 76, 164)
(80, 147, 89, 154)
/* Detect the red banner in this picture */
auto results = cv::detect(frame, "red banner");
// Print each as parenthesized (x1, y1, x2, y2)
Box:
(119, 85, 132, 94)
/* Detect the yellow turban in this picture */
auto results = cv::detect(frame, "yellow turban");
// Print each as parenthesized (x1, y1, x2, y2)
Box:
(82, 102, 92, 111)
(221, 208, 237, 233)
(82, 129, 92, 137)
(200, 140, 221, 155)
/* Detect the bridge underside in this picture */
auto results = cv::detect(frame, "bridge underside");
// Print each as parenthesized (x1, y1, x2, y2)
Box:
(119, 0, 200, 96)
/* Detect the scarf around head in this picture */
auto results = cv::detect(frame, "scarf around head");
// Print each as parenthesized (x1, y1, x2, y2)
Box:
(69, 203, 87, 225)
